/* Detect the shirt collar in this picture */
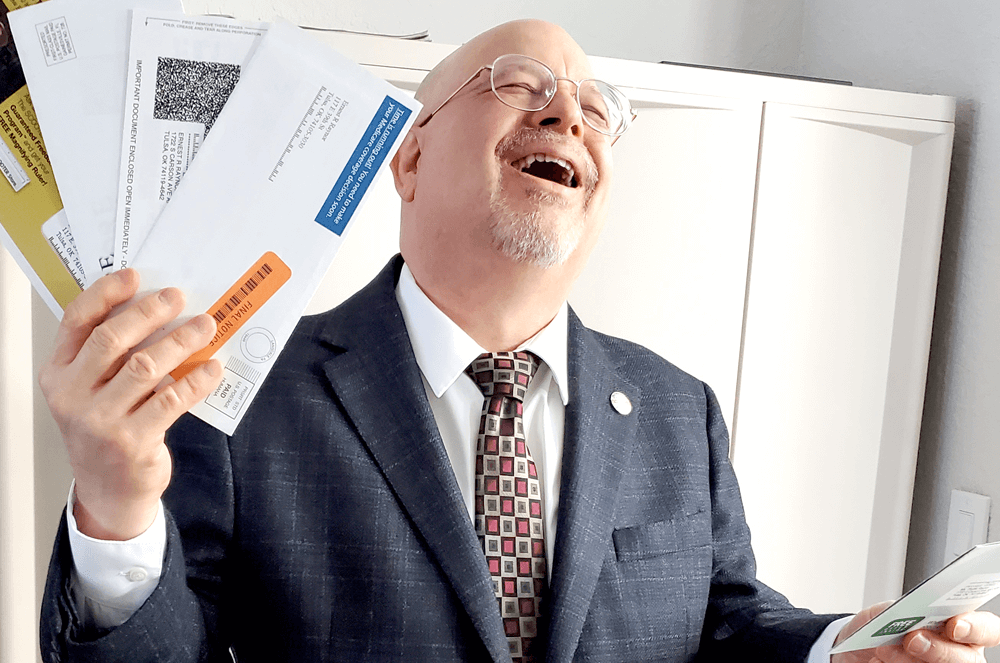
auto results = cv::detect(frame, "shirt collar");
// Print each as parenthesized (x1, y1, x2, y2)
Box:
(395, 262, 570, 405)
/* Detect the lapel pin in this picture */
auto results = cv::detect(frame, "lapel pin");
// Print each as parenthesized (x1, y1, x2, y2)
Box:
(610, 391, 633, 416)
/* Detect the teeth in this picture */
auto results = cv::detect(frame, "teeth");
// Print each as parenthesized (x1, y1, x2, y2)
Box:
(511, 153, 576, 187)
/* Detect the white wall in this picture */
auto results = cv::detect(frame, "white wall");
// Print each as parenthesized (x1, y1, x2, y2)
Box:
(1, 249, 36, 663)
(797, 0, 1000, 656)
(183, 0, 803, 71)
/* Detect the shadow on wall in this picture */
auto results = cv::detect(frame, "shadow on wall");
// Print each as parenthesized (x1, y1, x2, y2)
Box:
(639, 0, 803, 73)
(732, 1, 805, 76)
(905, 97, 979, 589)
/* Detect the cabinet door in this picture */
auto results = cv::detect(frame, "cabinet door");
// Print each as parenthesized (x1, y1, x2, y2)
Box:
(569, 91, 762, 427)
(733, 102, 953, 613)
(306, 81, 763, 432)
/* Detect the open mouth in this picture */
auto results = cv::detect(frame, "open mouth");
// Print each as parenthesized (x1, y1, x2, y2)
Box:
(510, 153, 578, 188)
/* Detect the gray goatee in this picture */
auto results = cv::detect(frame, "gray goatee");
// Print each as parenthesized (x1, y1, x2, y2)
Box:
(489, 128, 599, 268)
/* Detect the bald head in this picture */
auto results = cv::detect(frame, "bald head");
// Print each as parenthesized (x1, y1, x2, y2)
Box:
(390, 18, 616, 350)
(415, 20, 592, 125)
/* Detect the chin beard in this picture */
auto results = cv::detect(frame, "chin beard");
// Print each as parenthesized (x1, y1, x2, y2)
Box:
(487, 127, 599, 268)
(488, 188, 584, 268)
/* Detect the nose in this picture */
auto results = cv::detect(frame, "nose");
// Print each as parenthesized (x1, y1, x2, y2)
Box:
(533, 79, 584, 137)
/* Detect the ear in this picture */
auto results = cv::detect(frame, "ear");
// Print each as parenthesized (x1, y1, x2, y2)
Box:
(390, 129, 420, 203)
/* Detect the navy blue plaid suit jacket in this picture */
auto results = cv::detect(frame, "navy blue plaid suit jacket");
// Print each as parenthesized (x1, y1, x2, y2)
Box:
(41, 256, 842, 662)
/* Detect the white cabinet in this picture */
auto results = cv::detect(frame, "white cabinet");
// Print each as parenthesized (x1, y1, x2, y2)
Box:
(735, 104, 953, 612)
(570, 93, 763, 427)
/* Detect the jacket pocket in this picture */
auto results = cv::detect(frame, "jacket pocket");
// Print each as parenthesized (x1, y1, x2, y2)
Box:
(612, 511, 711, 562)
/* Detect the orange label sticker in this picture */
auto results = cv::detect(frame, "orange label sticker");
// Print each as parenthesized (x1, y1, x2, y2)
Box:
(171, 251, 291, 381)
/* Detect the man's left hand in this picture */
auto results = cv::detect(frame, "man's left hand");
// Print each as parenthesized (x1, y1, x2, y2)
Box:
(832, 602, 1000, 663)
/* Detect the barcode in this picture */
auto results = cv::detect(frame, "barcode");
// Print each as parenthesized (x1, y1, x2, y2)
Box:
(226, 356, 261, 383)
(155, 57, 241, 134)
(213, 263, 273, 323)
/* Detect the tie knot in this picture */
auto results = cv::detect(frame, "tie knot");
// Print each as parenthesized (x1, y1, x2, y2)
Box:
(466, 351, 540, 402)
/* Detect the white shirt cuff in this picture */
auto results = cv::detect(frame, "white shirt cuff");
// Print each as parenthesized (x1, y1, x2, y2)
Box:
(807, 615, 854, 663)
(66, 482, 166, 629)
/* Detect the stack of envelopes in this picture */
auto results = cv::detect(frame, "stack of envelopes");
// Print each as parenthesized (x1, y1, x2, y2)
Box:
(1, 0, 420, 433)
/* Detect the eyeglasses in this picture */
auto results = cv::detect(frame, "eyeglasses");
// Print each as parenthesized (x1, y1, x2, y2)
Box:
(417, 53, 636, 138)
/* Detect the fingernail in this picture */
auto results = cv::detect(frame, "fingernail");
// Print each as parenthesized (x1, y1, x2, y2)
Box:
(908, 633, 931, 654)
(114, 268, 138, 287)
(954, 619, 971, 639)
(159, 288, 179, 305)
(192, 314, 214, 334)
(203, 360, 221, 377)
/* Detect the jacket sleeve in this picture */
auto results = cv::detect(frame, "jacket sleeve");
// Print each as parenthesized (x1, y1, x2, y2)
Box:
(696, 383, 848, 662)
(40, 414, 235, 663)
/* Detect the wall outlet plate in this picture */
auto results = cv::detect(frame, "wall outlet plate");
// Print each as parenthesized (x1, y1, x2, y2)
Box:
(944, 490, 991, 566)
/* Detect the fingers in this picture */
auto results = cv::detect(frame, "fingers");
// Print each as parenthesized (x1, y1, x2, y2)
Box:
(129, 358, 223, 439)
(947, 612, 1000, 648)
(40, 273, 224, 542)
(71, 286, 188, 385)
(50, 269, 140, 366)
(99, 313, 217, 412)
(873, 629, 987, 663)
(49, 276, 221, 427)
(836, 602, 897, 647)
(886, 611, 1000, 663)
(873, 640, 923, 662)
(907, 629, 985, 661)
(840, 606, 998, 663)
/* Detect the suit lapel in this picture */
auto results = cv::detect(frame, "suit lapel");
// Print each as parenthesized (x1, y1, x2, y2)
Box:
(546, 311, 642, 663)
(317, 258, 510, 663)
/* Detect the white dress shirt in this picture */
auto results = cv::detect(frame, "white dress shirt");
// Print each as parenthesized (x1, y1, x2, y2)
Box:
(66, 262, 847, 659)
(395, 263, 568, 572)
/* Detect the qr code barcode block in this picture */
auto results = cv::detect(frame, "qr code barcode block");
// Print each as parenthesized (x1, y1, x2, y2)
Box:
(154, 57, 240, 133)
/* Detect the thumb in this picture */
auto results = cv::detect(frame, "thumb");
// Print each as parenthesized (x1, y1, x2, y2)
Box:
(835, 601, 895, 646)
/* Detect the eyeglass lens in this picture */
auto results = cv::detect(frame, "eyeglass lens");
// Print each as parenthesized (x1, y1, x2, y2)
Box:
(490, 55, 630, 136)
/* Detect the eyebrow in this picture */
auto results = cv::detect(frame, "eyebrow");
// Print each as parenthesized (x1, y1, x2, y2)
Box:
(456, 69, 494, 102)
(470, 71, 493, 93)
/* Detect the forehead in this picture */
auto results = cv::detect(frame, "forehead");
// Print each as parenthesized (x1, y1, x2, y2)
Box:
(477, 27, 592, 79)
(441, 22, 593, 93)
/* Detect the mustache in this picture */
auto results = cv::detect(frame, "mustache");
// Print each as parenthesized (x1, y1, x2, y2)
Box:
(495, 127, 600, 195)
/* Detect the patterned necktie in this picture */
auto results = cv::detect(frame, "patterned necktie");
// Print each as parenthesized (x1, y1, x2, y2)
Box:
(466, 351, 546, 663)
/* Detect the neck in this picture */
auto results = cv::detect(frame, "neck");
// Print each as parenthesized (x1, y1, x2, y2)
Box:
(405, 249, 575, 351)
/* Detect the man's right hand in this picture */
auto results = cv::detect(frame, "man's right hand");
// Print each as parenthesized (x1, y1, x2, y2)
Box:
(38, 269, 222, 541)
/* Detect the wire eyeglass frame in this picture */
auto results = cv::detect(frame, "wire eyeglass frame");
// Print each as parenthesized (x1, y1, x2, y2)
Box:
(416, 53, 636, 139)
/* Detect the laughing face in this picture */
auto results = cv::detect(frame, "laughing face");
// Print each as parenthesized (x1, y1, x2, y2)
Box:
(490, 121, 601, 267)
(398, 20, 614, 274)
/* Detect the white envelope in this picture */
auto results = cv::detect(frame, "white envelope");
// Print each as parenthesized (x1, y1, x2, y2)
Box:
(831, 542, 1000, 653)
(9, 0, 182, 285)
(115, 11, 268, 271)
(129, 20, 420, 434)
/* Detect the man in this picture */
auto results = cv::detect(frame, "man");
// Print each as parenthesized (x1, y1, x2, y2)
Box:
(38, 19, 999, 663)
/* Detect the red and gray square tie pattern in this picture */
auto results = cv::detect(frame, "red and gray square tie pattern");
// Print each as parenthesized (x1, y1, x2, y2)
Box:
(466, 351, 547, 663)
